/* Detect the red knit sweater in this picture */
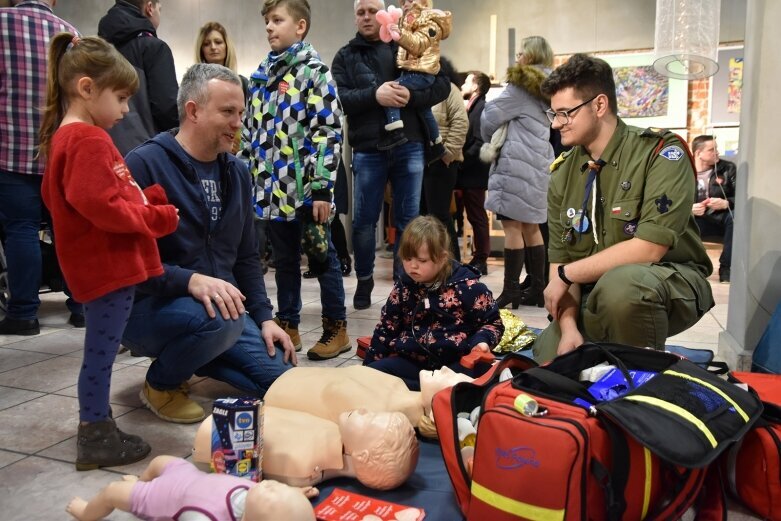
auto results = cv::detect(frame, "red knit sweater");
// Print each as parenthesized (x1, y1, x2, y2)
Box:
(41, 123, 178, 302)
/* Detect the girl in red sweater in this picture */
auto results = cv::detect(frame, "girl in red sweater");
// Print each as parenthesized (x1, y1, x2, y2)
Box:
(39, 33, 179, 471)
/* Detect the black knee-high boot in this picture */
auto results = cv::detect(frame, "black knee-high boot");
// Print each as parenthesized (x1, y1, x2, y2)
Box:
(495, 248, 524, 309)
(518, 245, 545, 307)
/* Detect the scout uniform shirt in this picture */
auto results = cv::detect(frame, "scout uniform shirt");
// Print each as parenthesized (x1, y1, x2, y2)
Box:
(547, 119, 712, 278)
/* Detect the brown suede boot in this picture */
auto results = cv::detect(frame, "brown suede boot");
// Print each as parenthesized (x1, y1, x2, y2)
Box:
(307, 318, 351, 360)
(75, 419, 150, 471)
(273, 317, 302, 352)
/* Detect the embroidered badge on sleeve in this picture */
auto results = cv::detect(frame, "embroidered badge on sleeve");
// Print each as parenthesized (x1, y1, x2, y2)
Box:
(659, 145, 684, 161)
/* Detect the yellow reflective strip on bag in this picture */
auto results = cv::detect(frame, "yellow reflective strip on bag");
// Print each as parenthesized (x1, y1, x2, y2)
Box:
(471, 481, 565, 521)
(624, 395, 718, 448)
(642, 446, 652, 519)
(663, 369, 750, 422)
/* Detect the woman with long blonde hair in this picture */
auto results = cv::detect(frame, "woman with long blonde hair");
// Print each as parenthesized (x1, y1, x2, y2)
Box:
(194, 21, 248, 96)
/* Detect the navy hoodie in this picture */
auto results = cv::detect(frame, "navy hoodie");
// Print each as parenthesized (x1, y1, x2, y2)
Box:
(125, 131, 273, 326)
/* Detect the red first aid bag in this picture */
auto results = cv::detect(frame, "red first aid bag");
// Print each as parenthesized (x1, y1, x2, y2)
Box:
(722, 372, 781, 520)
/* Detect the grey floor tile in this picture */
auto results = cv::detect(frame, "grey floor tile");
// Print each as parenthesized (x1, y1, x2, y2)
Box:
(0, 456, 139, 521)
(0, 355, 81, 392)
(0, 328, 83, 356)
(0, 394, 80, 453)
(0, 348, 56, 374)
(0, 449, 26, 469)
(0, 386, 45, 411)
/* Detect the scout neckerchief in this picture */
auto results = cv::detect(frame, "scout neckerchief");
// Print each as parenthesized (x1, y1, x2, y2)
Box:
(579, 159, 606, 244)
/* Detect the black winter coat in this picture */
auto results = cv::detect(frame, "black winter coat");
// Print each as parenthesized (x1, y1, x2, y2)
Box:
(457, 95, 490, 190)
(98, 0, 179, 134)
(331, 33, 450, 152)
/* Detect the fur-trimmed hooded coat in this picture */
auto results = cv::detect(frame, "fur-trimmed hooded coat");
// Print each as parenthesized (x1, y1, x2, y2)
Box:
(481, 64, 553, 223)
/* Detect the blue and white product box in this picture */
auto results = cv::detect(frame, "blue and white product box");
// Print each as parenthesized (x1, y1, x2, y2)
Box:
(210, 397, 263, 482)
(574, 368, 657, 409)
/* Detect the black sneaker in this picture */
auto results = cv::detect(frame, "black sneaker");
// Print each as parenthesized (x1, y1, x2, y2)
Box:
(377, 129, 408, 151)
(719, 266, 731, 283)
(353, 277, 374, 310)
(0, 317, 40, 336)
(302, 269, 317, 279)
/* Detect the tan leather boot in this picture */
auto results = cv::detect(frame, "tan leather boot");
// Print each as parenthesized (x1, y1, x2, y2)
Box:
(273, 317, 302, 351)
(307, 318, 351, 360)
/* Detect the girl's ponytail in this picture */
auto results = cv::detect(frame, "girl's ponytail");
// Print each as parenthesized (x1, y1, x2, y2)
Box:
(38, 32, 75, 159)
(37, 33, 138, 159)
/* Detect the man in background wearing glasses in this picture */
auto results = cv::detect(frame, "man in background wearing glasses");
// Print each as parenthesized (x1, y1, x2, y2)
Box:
(531, 53, 713, 363)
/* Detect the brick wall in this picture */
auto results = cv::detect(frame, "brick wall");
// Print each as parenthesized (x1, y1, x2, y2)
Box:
(687, 78, 711, 139)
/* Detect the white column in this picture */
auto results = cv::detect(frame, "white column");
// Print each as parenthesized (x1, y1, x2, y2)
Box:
(718, 0, 781, 369)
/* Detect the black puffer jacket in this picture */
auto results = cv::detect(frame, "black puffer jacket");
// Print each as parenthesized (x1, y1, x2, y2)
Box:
(331, 33, 449, 152)
(98, 0, 178, 133)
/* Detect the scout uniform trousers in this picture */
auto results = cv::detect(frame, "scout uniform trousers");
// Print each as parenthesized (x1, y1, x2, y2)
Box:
(533, 261, 713, 364)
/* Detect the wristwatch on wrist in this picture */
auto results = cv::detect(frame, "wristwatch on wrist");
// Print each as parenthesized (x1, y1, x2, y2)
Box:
(558, 264, 573, 286)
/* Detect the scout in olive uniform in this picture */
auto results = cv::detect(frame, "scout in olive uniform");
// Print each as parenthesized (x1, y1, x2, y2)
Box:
(533, 54, 714, 363)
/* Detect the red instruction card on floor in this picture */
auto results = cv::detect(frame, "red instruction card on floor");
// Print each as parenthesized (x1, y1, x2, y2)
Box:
(315, 488, 426, 521)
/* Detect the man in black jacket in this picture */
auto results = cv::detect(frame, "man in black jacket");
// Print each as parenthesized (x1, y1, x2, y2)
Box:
(98, 0, 178, 153)
(457, 71, 492, 276)
(691, 135, 736, 283)
(332, 0, 449, 309)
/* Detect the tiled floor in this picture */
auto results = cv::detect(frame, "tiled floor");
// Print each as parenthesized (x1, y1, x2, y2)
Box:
(0, 246, 757, 520)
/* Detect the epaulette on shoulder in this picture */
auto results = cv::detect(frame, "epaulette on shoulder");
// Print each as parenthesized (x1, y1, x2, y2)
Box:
(549, 148, 574, 173)
(640, 127, 670, 139)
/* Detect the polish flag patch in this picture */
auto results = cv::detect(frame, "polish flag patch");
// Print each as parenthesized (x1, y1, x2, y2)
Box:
(611, 206, 621, 214)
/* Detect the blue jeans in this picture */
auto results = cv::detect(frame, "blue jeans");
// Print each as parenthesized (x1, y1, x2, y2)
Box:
(385, 72, 440, 142)
(122, 295, 291, 397)
(0, 170, 42, 319)
(0, 170, 82, 319)
(352, 142, 425, 279)
(268, 219, 346, 325)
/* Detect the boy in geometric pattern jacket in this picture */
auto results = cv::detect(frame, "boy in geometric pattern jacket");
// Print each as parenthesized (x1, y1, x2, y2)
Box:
(241, 0, 349, 361)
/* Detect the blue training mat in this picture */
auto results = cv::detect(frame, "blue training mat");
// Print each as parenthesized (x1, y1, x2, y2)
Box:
(312, 438, 464, 521)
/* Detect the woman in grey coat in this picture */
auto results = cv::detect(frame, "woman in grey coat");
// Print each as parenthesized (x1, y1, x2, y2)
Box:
(481, 36, 554, 308)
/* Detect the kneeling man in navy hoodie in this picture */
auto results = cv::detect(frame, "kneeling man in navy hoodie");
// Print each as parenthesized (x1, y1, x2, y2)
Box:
(124, 63, 296, 424)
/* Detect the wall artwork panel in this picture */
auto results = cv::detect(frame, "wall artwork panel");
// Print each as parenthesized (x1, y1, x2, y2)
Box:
(709, 46, 744, 126)
(598, 53, 688, 129)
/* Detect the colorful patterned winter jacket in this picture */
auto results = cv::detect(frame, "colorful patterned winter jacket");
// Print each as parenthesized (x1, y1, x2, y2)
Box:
(241, 42, 342, 221)
(367, 262, 504, 370)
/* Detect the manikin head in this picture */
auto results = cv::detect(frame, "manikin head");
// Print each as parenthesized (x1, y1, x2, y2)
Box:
(420, 367, 474, 416)
(243, 479, 315, 521)
(339, 409, 419, 490)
